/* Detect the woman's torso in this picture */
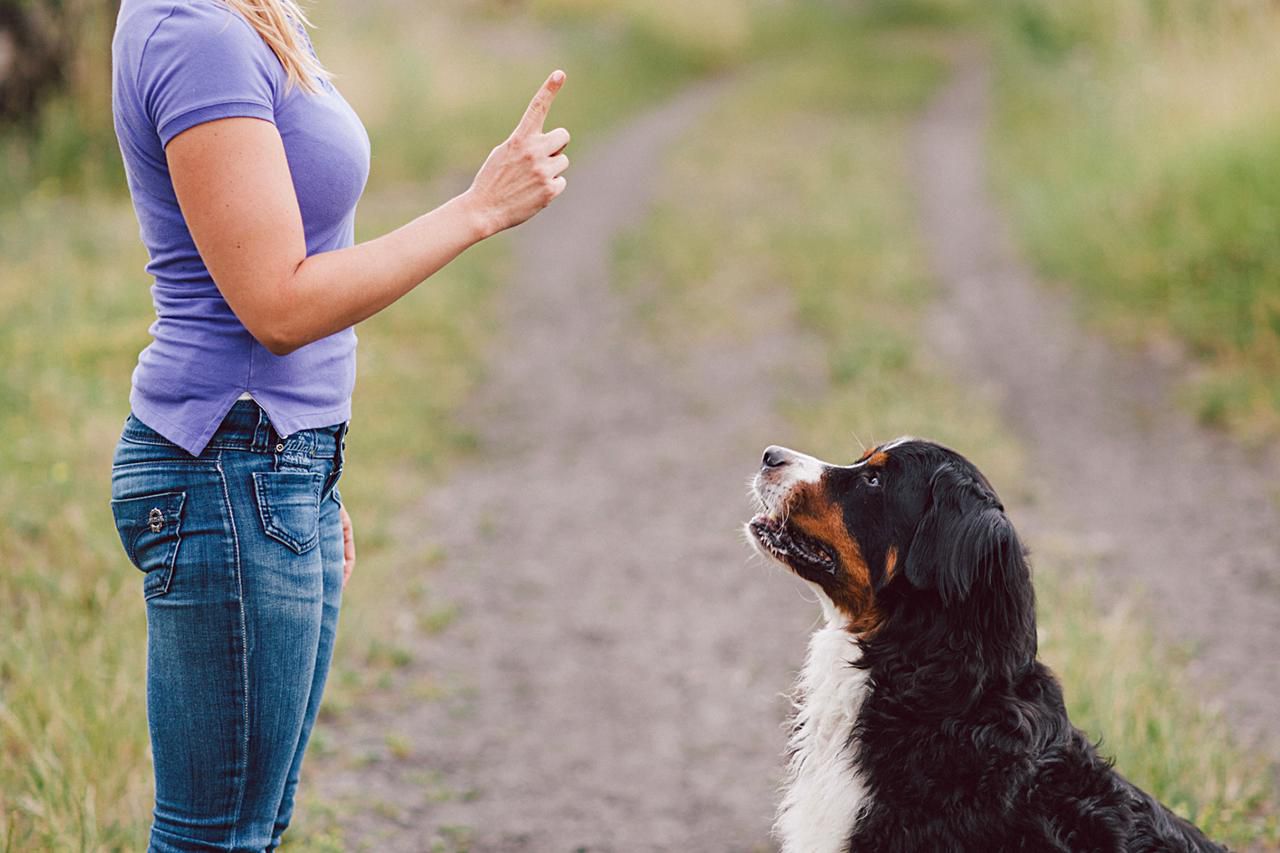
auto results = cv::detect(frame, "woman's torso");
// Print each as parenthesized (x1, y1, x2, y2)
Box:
(112, 0, 370, 455)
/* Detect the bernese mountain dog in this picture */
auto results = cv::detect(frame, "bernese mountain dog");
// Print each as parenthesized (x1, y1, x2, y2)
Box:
(746, 437, 1227, 852)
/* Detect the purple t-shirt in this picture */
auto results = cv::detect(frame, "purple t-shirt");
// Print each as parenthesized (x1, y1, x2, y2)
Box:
(112, 0, 370, 455)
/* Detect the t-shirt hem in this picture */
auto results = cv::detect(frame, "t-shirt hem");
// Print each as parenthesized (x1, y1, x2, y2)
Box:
(128, 393, 223, 457)
(158, 100, 275, 147)
(130, 390, 352, 457)
(265, 403, 352, 439)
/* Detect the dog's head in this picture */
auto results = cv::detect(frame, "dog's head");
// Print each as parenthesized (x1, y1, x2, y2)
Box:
(748, 438, 1031, 639)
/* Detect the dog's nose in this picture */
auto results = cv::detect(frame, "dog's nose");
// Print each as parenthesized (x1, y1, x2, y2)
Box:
(762, 446, 791, 469)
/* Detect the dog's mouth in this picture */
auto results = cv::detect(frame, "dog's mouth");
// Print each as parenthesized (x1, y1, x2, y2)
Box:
(750, 514, 837, 575)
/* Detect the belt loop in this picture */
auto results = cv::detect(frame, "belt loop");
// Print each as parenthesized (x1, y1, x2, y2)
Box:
(334, 422, 348, 467)
(322, 422, 348, 500)
(250, 404, 274, 453)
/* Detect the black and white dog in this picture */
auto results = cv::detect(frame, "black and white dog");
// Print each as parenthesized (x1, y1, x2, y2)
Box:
(747, 438, 1227, 852)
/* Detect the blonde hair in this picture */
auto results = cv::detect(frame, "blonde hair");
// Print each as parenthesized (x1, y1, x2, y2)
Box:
(222, 0, 330, 93)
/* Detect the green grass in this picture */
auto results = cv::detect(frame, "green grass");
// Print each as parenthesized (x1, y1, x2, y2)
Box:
(1035, 560, 1278, 840)
(0, 194, 155, 851)
(988, 0, 1280, 441)
(614, 5, 1276, 845)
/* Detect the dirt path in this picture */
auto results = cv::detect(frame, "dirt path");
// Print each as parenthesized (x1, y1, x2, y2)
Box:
(312, 81, 821, 851)
(913, 52, 1280, 762)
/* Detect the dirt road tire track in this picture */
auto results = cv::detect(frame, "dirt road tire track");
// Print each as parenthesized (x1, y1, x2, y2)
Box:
(312, 53, 1279, 852)
(913, 53, 1280, 764)
(311, 80, 820, 851)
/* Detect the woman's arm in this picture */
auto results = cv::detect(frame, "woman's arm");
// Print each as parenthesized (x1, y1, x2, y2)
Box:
(166, 71, 570, 356)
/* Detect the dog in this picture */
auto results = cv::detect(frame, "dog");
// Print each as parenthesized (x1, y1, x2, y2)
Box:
(746, 438, 1227, 852)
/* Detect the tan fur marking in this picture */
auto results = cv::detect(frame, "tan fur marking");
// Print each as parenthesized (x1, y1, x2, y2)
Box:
(789, 488, 882, 635)
(884, 545, 899, 581)
(866, 451, 889, 468)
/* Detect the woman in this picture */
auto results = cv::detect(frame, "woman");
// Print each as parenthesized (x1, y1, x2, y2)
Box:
(109, 0, 569, 849)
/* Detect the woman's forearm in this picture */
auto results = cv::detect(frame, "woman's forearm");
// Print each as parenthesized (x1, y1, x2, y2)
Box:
(167, 70, 570, 358)
(265, 192, 489, 355)
(266, 73, 570, 355)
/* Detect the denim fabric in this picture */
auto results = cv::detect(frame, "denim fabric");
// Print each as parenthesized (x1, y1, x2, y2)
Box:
(110, 401, 346, 852)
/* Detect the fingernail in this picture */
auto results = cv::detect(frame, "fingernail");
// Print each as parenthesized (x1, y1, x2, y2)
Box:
(552, 70, 565, 84)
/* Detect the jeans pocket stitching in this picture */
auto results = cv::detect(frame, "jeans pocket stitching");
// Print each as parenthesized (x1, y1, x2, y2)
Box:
(110, 490, 186, 600)
(252, 471, 323, 554)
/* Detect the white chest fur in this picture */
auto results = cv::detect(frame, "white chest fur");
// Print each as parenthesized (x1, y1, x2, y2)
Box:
(775, 615, 871, 853)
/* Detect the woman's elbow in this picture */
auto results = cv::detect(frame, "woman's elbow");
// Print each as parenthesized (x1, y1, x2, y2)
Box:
(251, 322, 305, 357)
(262, 337, 300, 357)
(231, 274, 325, 356)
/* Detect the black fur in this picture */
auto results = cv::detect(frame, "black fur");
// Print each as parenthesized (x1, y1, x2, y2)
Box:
(823, 441, 1226, 852)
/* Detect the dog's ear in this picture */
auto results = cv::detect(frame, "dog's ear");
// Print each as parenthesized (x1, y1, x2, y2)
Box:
(903, 463, 1021, 605)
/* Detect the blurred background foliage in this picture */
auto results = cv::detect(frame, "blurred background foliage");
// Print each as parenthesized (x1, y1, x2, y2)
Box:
(0, 0, 120, 196)
(989, 0, 1280, 439)
(3, 0, 1280, 849)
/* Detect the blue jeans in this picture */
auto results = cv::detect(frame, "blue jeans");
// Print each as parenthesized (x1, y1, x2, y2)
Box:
(110, 402, 346, 852)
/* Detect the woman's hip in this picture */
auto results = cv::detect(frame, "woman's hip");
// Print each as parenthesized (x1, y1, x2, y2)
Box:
(109, 403, 347, 607)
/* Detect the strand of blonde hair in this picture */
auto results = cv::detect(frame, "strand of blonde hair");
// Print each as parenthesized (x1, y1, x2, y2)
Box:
(221, 0, 330, 93)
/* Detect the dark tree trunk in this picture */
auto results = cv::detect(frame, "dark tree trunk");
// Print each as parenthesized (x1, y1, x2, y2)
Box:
(0, 0, 118, 124)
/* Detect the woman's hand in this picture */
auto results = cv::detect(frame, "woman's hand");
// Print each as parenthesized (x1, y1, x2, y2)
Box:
(340, 505, 356, 588)
(463, 70, 571, 237)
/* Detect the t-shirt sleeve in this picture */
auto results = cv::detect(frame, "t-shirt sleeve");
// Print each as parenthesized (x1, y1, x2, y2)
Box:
(138, 2, 281, 147)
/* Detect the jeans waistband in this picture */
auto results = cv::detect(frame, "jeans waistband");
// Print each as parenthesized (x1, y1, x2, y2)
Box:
(124, 401, 345, 460)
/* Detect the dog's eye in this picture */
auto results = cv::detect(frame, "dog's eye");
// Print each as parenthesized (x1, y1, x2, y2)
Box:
(865, 472, 882, 488)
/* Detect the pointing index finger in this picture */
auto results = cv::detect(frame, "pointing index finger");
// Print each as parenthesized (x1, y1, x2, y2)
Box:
(514, 70, 565, 138)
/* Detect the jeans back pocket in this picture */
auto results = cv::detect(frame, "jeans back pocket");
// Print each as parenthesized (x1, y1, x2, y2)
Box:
(110, 490, 187, 599)
(253, 470, 323, 554)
